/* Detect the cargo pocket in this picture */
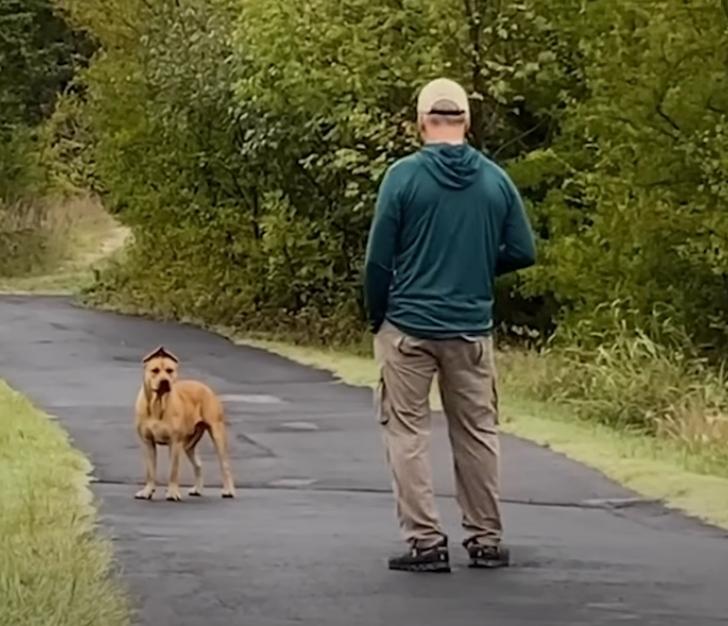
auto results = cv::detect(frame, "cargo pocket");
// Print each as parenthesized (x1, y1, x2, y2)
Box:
(374, 372, 390, 425)
(394, 334, 409, 355)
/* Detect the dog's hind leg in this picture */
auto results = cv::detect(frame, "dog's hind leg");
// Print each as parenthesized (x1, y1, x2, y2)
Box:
(209, 422, 236, 498)
(185, 445, 203, 496)
(185, 422, 206, 496)
(135, 439, 157, 500)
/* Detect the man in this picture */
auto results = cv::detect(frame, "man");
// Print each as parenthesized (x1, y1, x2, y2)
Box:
(363, 78, 536, 573)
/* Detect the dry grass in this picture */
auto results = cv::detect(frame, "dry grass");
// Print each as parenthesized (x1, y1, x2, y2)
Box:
(0, 380, 129, 626)
(499, 340, 728, 478)
(0, 198, 71, 277)
(0, 194, 130, 294)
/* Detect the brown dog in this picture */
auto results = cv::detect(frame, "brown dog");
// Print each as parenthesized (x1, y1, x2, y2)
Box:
(134, 346, 236, 501)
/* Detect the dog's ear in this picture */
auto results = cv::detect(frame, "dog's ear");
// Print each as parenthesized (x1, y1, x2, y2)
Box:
(142, 346, 180, 364)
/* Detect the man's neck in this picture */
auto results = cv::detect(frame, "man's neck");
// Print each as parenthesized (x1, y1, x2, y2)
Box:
(424, 136, 466, 145)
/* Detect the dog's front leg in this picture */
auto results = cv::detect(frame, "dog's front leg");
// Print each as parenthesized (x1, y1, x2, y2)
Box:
(166, 440, 183, 501)
(135, 438, 157, 500)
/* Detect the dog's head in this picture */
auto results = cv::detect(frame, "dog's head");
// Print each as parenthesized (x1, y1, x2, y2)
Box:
(142, 346, 179, 396)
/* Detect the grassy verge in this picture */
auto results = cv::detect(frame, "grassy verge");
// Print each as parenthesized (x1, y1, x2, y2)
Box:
(231, 336, 728, 530)
(0, 380, 128, 626)
(0, 194, 129, 295)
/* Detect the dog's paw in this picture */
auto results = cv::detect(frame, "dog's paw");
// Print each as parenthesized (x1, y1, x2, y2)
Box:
(134, 488, 155, 500)
(188, 488, 203, 497)
(165, 489, 183, 502)
(221, 489, 236, 499)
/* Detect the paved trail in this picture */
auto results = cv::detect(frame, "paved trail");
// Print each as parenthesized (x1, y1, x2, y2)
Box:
(1, 295, 727, 626)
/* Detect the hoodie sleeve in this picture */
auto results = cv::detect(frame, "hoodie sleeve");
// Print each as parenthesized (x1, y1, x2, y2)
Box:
(495, 173, 536, 277)
(364, 166, 401, 333)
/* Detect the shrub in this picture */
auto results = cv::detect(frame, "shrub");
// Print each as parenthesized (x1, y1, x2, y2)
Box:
(500, 303, 728, 468)
(0, 199, 70, 277)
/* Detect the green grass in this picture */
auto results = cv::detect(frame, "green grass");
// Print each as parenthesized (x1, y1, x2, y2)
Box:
(232, 336, 728, 531)
(0, 380, 129, 626)
(0, 195, 130, 295)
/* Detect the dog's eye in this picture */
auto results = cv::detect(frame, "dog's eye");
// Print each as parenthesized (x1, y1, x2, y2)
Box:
(165, 368, 174, 375)
(151, 368, 160, 374)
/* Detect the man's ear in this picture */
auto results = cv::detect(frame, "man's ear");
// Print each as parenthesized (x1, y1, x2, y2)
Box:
(142, 346, 180, 364)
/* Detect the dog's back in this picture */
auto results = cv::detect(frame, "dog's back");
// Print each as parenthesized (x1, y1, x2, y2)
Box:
(173, 379, 225, 427)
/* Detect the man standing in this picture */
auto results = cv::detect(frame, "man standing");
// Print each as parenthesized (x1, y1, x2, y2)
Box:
(363, 78, 536, 573)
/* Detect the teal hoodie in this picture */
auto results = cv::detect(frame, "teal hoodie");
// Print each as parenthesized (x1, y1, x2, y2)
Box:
(364, 143, 536, 338)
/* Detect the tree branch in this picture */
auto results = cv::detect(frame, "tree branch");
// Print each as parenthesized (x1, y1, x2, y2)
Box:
(655, 101, 681, 134)
(492, 118, 547, 158)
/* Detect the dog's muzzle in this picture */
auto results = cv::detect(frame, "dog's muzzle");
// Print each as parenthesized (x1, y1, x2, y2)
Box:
(156, 379, 171, 394)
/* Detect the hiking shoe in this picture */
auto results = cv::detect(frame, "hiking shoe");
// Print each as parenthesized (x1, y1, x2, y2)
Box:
(388, 538, 451, 573)
(464, 539, 510, 569)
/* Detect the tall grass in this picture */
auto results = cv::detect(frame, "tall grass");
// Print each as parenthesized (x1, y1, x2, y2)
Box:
(0, 194, 128, 295)
(0, 199, 71, 277)
(500, 302, 728, 475)
(0, 120, 85, 279)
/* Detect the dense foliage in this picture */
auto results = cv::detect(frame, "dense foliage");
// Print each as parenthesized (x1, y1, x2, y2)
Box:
(521, 1, 728, 350)
(0, 0, 91, 273)
(0, 0, 89, 196)
(13, 0, 728, 352)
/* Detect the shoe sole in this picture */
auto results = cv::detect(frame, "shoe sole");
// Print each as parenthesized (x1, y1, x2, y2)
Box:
(468, 559, 509, 569)
(389, 562, 451, 573)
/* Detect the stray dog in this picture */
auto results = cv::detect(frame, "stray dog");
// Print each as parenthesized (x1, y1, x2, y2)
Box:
(134, 346, 236, 501)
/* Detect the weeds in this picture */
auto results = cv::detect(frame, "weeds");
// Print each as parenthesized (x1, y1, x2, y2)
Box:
(0, 194, 128, 293)
(499, 302, 728, 475)
(0, 199, 70, 277)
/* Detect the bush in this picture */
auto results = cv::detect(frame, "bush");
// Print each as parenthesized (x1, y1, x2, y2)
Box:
(0, 199, 71, 277)
(0, 127, 67, 278)
(0, 127, 47, 203)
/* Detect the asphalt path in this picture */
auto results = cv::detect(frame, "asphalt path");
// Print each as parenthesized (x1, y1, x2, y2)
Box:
(1, 295, 726, 626)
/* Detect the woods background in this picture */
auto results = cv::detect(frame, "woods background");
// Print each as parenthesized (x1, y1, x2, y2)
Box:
(3, 0, 728, 453)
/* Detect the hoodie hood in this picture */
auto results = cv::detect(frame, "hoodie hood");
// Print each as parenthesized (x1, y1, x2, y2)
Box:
(418, 143, 482, 190)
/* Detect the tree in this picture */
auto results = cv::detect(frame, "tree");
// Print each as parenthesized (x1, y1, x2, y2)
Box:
(0, 0, 89, 130)
(518, 0, 728, 347)
(0, 0, 91, 201)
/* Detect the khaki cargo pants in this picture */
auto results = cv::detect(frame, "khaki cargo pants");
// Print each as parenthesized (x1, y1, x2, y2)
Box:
(373, 321, 502, 548)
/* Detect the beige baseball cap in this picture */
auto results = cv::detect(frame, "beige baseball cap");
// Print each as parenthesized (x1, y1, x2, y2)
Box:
(416, 78, 470, 123)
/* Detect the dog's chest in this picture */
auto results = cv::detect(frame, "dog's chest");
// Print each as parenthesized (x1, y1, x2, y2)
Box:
(140, 418, 173, 445)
